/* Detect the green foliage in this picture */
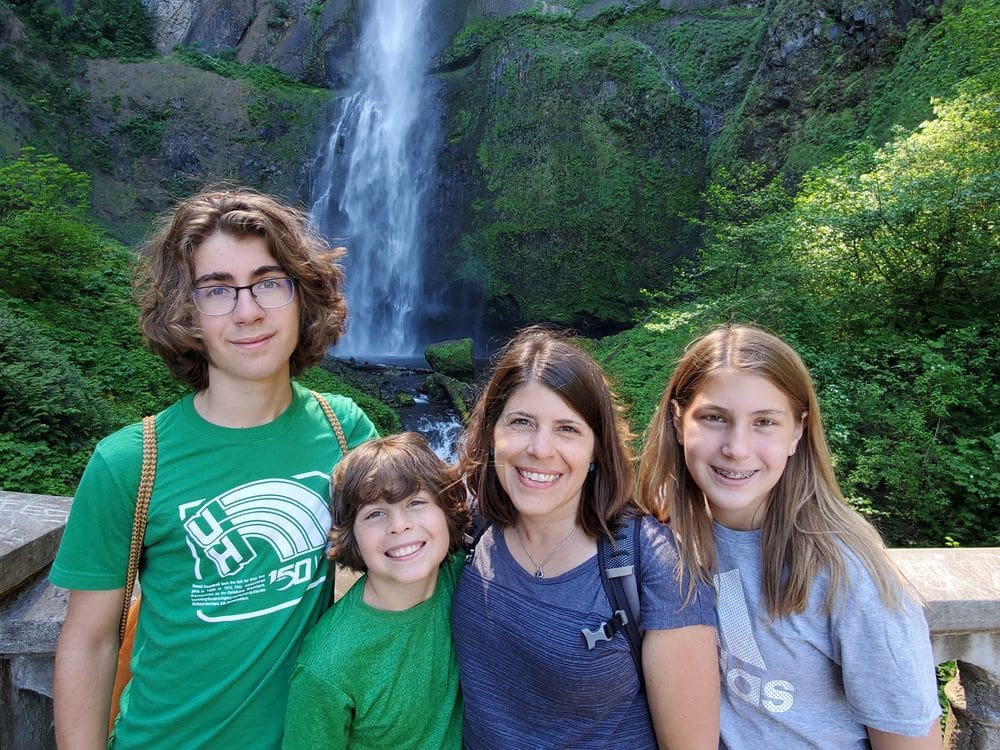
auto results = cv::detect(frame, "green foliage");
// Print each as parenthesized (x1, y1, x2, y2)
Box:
(294, 368, 402, 437)
(0, 147, 89, 218)
(68, 0, 155, 59)
(596, 71, 1000, 547)
(438, 18, 509, 67)
(171, 48, 313, 92)
(0, 149, 100, 299)
(641, 10, 763, 107)
(0, 150, 183, 495)
(8, 0, 155, 60)
(0, 298, 114, 494)
(170, 48, 325, 135)
(444, 15, 706, 326)
(111, 113, 169, 156)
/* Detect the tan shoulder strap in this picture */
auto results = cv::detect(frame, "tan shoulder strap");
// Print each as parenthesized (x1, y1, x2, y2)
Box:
(310, 390, 349, 456)
(120, 415, 156, 643)
(117, 394, 344, 643)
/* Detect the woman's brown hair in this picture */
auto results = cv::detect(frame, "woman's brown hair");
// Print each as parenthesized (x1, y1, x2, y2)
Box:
(460, 326, 636, 540)
(133, 187, 347, 391)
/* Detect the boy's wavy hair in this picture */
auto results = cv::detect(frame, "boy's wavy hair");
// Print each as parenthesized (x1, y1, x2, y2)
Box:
(460, 326, 637, 541)
(328, 432, 470, 573)
(133, 187, 347, 391)
(639, 324, 911, 616)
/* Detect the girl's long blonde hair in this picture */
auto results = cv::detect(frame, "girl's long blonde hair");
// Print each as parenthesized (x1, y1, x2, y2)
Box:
(639, 324, 911, 617)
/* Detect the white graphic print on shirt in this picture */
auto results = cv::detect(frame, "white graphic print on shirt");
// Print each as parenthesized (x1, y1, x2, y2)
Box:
(180, 477, 331, 622)
(715, 568, 794, 714)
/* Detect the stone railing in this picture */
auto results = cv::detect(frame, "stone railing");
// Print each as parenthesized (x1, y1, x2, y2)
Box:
(1, 489, 998, 749)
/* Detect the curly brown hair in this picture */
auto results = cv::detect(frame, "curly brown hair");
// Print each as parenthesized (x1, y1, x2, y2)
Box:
(329, 432, 470, 573)
(133, 187, 347, 391)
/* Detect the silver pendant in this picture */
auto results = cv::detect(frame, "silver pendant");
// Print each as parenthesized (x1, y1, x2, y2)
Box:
(534, 569, 544, 579)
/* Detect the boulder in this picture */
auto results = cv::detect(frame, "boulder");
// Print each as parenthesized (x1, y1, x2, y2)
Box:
(424, 338, 475, 379)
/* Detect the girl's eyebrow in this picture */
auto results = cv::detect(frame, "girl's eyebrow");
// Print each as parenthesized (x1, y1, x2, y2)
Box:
(696, 402, 787, 417)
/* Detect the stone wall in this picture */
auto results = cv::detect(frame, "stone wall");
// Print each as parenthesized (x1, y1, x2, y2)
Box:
(0, 491, 70, 750)
(1, 490, 997, 749)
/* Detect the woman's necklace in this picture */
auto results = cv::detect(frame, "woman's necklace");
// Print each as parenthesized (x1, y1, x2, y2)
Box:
(514, 524, 577, 579)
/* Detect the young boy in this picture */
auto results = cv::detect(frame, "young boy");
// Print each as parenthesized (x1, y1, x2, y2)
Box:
(282, 432, 469, 750)
(50, 188, 378, 749)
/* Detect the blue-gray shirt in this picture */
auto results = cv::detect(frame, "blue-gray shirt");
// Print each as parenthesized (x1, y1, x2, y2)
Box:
(714, 522, 940, 748)
(452, 515, 715, 749)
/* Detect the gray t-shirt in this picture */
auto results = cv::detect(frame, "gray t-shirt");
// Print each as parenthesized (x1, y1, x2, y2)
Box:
(452, 515, 716, 750)
(714, 522, 940, 749)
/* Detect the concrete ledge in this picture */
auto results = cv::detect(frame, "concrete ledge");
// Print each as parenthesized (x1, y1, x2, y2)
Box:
(0, 491, 71, 599)
(0, 572, 68, 655)
(889, 548, 1000, 673)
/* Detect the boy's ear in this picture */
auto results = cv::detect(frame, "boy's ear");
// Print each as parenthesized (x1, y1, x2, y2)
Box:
(670, 399, 683, 445)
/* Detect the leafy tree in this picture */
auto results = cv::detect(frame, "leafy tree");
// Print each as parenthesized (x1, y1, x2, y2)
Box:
(0, 299, 114, 494)
(0, 151, 182, 494)
(598, 74, 1000, 547)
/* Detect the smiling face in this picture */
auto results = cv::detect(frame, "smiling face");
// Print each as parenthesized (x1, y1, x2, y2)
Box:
(353, 491, 451, 609)
(492, 380, 596, 527)
(192, 232, 300, 394)
(674, 370, 804, 530)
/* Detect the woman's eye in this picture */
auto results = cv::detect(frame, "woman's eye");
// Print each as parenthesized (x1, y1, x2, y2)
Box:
(701, 413, 724, 423)
(362, 509, 384, 521)
(557, 425, 580, 435)
(756, 418, 777, 427)
(257, 278, 281, 290)
(204, 286, 230, 298)
(507, 417, 532, 428)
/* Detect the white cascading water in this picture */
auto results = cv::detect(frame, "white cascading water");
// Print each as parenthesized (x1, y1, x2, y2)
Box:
(310, 0, 436, 357)
(415, 412, 464, 463)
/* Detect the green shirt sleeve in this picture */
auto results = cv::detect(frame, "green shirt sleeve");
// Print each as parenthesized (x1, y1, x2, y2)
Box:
(282, 663, 353, 750)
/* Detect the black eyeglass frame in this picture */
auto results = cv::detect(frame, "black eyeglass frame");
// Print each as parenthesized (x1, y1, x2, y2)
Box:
(192, 277, 298, 316)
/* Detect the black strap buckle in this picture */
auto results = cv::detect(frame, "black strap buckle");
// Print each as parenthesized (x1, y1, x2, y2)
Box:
(582, 609, 629, 650)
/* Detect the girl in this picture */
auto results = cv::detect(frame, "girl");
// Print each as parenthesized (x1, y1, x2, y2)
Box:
(639, 324, 941, 750)
(452, 327, 719, 749)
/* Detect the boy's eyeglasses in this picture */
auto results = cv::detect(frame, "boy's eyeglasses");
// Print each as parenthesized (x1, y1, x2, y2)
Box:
(193, 277, 297, 316)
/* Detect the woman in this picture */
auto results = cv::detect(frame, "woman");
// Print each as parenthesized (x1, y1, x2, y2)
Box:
(451, 327, 719, 749)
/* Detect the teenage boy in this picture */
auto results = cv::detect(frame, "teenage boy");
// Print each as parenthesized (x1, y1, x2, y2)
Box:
(51, 188, 378, 749)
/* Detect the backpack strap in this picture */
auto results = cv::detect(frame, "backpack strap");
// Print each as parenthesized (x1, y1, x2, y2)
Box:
(584, 515, 645, 688)
(310, 390, 348, 455)
(465, 505, 646, 686)
(119, 415, 156, 643)
(463, 501, 490, 564)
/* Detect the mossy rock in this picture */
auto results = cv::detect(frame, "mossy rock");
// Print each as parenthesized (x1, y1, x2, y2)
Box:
(421, 372, 471, 421)
(424, 338, 475, 379)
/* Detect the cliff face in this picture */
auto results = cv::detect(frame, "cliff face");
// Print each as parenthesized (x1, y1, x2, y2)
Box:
(712, 0, 943, 178)
(419, 0, 947, 331)
(142, 0, 358, 87)
(0, 0, 952, 328)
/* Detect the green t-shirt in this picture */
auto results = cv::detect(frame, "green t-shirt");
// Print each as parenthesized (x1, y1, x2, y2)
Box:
(50, 382, 378, 749)
(282, 552, 465, 750)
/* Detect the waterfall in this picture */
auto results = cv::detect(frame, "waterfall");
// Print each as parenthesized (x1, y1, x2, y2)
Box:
(310, 0, 437, 357)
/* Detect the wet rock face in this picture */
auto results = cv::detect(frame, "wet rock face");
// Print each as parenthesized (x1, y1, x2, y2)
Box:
(142, 0, 357, 87)
(730, 0, 943, 175)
